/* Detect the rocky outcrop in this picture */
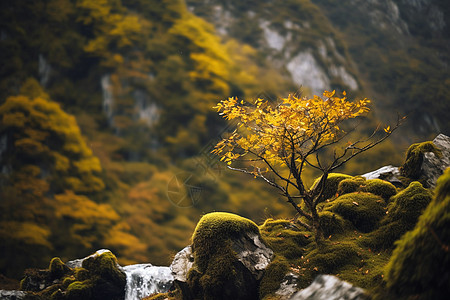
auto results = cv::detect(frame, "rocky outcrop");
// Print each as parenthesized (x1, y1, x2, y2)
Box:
(361, 165, 402, 187)
(290, 275, 368, 300)
(422, 134, 450, 188)
(362, 134, 450, 189)
(0, 290, 26, 300)
(171, 212, 274, 300)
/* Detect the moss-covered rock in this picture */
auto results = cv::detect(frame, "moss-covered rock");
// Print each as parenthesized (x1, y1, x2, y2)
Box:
(323, 193, 385, 232)
(361, 181, 432, 250)
(187, 212, 263, 300)
(318, 211, 349, 237)
(384, 169, 450, 299)
(258, 256, 289, 300)
(260, 219, 311, 260)
(337, 177, 366, 196)
(20, 251, 125, 300)
(364, 179, 397, 202)
(311, 173, 353, 202)
(49, 257, 71, 280)
(65, 280, 93, 299)
(400, 141, 442, 180)
(80, 251, 126, 300)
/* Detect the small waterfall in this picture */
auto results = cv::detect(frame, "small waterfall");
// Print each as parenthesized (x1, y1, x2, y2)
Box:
(101, 74, 114, 126)
(38, 54, 51, 87)
(123, 264, 174, 300)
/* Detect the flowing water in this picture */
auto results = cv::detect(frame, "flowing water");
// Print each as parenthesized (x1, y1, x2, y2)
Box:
(123, 264, 174, 300)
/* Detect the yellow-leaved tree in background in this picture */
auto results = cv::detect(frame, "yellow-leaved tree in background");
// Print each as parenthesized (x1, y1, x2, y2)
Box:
(213, 90, 403, 241)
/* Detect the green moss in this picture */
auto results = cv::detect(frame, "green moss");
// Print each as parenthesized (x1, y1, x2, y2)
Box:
(311, 173, 353, 202)
(66, 280, 93, 299)
(400, 141, 442, 180)
(337, 177, 366, 196)
(259, 256, 289, 299)
(435, 168, 450, 203)
(62, 276, 76, 288)
(188, 212, 261, 299)
(384, 170, 450, 299)
(364, 179, 397, 202)
(361, 181, 432, 250)
(73, 268, 89, 282)
(192, 212, 259, 271)
(81, 251, 126, 286)
(318, 211, 349, 237)
(303, 241, 360, 282)
(49, 257, 71, 279)
(259, 219, 311, 260)
(323, 193, 385, 232)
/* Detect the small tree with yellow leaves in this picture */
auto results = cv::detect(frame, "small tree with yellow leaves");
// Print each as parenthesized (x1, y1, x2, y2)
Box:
(213, 90, 403, 241)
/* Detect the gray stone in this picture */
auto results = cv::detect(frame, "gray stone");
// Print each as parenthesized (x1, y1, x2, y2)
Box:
(170, 245, 194, 282)
(232, 232, 273, 280)
(290, 275, 368, 300)
(0, 290, 27, 300)
(422, 134, 450, 189)
(65, 249, 112, 269)
(274, 272, 300, 299)
(361, 165, 402, 186)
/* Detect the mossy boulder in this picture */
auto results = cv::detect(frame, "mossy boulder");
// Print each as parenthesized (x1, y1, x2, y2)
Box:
(337, 177, 366, 196)
(364, 179, 397, 202)
(187, 212, 270, 300)
(400, 141, 441, 180)
(323, 193, 386, 233)
(311, 173, 353, 202)
(49, 257, 71, 280)
(318, 211, 350, 237)
(337, 177, 397, 203)
(384, 169, 450, 299)
(361, 181, 432, 250)
(20, 251, 126, 300)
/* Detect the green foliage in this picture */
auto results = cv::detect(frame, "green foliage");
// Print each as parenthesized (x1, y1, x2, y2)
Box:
(361, 181, 432, 250)
(400, 141, 441, 181)
(323, 193, 386, 232)
(384, 169, 450, 299)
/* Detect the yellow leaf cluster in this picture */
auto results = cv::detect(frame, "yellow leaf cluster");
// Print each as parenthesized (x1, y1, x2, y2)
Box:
(213, 91, 371, 170)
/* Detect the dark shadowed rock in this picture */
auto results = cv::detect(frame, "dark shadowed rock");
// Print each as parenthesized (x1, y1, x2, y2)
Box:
(290, 275, 368, 300)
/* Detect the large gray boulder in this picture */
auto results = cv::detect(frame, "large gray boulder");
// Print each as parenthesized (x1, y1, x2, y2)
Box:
(290, 275, 368, 300)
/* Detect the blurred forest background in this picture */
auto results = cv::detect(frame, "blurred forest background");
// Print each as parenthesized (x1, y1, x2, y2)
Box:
(0, 0, 448, 278)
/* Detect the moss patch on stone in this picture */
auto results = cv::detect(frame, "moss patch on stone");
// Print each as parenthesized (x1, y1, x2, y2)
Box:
(337, 177, 366, 196)
(383, 169, 450, 299)
(400, 141, 442, 181)
(364, 179, 397, 202)
(322, 193, 386, 233)
(361, 181, 432, 250)
(187, 212, 261, 300)
(20, 251, 126, 300)
(311, 173, 353, 202)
